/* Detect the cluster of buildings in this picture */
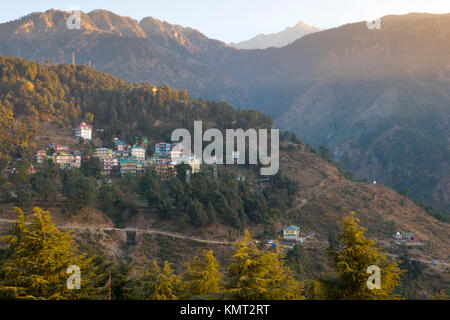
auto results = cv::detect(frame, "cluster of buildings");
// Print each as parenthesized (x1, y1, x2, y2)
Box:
(95, 138, 150, 176)
(92, 140, 201, 178)
(35, 145, 82, 169)
(8, 121, 198, 181)
(30, 123, 201, 179)
(31, 122, 93, 169)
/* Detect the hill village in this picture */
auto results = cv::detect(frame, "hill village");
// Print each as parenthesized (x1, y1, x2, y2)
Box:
(31, 122, 201, 180)
(2, 122, 421, 249)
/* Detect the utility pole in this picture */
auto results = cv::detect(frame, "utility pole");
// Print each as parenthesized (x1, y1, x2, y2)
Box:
(72, 52, 75, 65)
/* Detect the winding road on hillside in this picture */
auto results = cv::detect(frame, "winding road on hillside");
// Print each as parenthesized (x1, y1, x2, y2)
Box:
(0, 217, 230, 245)
(1, 216, 448, 268)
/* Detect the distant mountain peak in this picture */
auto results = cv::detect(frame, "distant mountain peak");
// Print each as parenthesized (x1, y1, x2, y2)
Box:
(231, 21, 321, 50)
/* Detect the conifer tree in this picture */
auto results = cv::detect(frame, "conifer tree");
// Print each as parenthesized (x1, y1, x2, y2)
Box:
(136, 260, 182, 300)
(225, 230, 304, 300)
(325, 212, 404, 300)
(0, 207, 101, 299)
(184, 250, 221, 298)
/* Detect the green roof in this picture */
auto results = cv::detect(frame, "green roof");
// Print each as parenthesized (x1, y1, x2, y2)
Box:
(284, 225, 300, 231)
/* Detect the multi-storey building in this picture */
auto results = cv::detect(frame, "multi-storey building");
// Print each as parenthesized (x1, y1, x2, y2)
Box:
(120, 158, 138, 176)
(51, 145, 70, 153)
(34, 150, 48, 163)
(93, 148, 113, 159)
(114, 138, 129, 151)
(53, 152, 81, 169)
(155, 142, 171, 157)
(131, 146, 146, 161)
(102, 157, 119, 175)
(153, 163, 176, 180)
(75, 122, 92, 140)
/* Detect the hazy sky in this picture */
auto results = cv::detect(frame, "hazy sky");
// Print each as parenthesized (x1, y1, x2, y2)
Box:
(1, 0, 449, 42)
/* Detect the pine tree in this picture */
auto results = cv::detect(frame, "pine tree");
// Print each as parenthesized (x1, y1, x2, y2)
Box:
(0, 207, 102, 299)
(184, 250, 221, 298)
(225, 230, 304, 300)
(325, 212, 405, 300)
(130, 260, 182, 300)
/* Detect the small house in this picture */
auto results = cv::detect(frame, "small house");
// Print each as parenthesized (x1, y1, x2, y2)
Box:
(283, 225, 301, 242)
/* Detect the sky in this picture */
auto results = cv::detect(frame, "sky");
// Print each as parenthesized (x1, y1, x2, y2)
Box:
(1, 0, 449, 43)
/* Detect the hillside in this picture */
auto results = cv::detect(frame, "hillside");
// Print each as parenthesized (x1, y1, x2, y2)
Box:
(0, 11, 448, 214)
(216, 13, 450, 214)
(0, 55, 448, 298)
(0, 9, 248, 107)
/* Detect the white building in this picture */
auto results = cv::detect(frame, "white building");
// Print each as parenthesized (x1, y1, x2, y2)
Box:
(131, 146, 146, 161)
(75, 122, 92, 140)
(283, 225, 304, 242)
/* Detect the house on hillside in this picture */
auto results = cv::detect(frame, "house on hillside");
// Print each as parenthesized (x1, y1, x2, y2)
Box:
(114, 138, 129, 151)
(93, 148, 113, 159)
(120, 158, 137, 176)
(34, 150, 48, 163)
(75, 122, 92, 141)
(53, 152, 81, 169)
(155, 142, 171, 157)
(101, 157, 118, 175)
(393, 231, 419, 242)
(131, 146, 146, 161)
(51, 145, 70, 153)
(153, 163, 177, 180)
(283, 225, 303, 242)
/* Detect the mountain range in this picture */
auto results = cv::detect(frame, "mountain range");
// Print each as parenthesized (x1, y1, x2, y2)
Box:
(0, 10, 448, 213)
(230, 21, 321, 49)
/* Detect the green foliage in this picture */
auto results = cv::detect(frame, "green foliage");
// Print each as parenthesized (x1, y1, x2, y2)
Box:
(184, 250, 221, 298)
(323, 212, 405, 300)
(225, 230, 304, 300)
(131, 260, 182, 300)
(81, 157, 103, 179)
(62, 170, 98, 212)
(0, 207, 102, 299)
(0, 56, 272, 171)
(30, 159, 59, 207)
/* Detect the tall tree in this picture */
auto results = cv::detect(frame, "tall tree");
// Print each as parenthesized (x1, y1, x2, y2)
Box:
(225, 230, 304, 300)
(184, 250, 221, 298)
(148, 260, 181, 300)
(324, 212, 404, 300)
(0, 207, 102, 299)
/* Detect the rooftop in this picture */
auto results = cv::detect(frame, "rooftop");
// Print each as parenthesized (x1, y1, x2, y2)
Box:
(284, 225, 300, 231)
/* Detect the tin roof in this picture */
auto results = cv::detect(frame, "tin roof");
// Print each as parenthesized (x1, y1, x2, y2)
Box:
(284, 225, 300, 231)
